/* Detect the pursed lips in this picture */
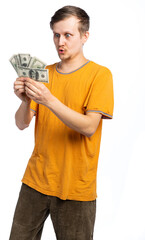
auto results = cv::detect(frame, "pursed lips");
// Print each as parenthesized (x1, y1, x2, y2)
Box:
(58, 48, 65, 53)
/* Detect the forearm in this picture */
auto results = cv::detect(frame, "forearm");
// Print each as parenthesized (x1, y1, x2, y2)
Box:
(47, 96, 92, 137)
(15, 101, 32, 130)
(24, 78, 93, 137)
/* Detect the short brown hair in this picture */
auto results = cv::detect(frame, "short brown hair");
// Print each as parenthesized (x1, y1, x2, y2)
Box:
(50, 5, 90, 36)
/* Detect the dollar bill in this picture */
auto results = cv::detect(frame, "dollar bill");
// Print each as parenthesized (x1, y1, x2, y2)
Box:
(9, 55, 18, 73)
(15, 55, 21, 66)
(18, 54, 31, 67)
(9, 53, 48, 83)
(17, 65, 49, 83)
(29, 57, 46, 69)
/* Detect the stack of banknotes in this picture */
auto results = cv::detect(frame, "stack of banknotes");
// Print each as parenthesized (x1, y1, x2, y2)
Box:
(9, 53, 49, 83)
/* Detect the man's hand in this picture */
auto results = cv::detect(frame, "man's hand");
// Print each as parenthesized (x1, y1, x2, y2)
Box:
(24, 78, 54, 107)
(14, 77, 31, 103)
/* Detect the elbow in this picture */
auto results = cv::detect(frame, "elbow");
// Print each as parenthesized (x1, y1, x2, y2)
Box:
(15, 112, 30, 130)
(85, 128, 95, 138)
(16, 124, 29, 130)
(15, 120, 29, 130)
(86, 132, 94, 138)
(18, 125, 29, 130)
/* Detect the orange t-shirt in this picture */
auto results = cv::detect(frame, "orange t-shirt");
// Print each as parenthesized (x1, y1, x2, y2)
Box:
(21, 60, 114, 201)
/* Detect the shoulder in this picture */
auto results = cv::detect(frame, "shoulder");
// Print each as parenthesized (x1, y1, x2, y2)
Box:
(89, 61, 113, 86)
(90, 60, 112, 76)
(88, 61, 113, 81)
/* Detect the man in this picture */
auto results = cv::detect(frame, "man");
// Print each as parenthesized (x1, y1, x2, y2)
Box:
(9, 5, 114, 240)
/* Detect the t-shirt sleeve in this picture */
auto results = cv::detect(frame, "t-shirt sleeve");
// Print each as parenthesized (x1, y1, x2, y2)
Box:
(30, 99, 38, 115)
(82, 67, 114, 119)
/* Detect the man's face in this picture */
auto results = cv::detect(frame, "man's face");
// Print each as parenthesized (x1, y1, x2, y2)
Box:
(52, 16, 88, 61)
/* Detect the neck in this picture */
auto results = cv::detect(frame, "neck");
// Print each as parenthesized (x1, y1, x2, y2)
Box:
(57, 55, 88, 73)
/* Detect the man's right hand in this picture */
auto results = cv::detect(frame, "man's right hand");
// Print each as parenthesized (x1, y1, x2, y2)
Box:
(14, 77, 31, 103)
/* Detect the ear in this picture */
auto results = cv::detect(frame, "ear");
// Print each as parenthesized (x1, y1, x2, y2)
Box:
(82, 31, 89, 44)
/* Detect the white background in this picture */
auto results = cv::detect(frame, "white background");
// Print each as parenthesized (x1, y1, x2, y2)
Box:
(0, 0, 145, 239)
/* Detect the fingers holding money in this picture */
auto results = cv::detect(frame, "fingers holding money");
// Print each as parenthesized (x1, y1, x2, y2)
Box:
(24, 77, 54, 106)
(14, 77, 25, 92)
(13, 77, 31, 103)
(25, 86, 38, 99)
(24, 78, 41, 97)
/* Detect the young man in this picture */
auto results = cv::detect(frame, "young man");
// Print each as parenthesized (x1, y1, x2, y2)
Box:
(9, 5, 114, 240)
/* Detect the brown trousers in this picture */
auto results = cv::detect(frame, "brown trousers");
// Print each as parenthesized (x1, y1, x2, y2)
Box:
(9, 183, 96, 240)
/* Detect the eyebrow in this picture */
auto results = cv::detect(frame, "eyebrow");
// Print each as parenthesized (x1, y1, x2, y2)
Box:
(53, 31, 73, 35)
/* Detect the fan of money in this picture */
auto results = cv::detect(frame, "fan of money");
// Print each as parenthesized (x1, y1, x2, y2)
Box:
(9, 54, 49, 83)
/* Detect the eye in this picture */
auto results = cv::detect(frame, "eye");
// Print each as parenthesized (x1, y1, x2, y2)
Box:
(65, 33, 71, 38)
(54, 33, 60, 38)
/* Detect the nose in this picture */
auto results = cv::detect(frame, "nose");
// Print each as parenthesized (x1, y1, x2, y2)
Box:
(58, 35, 65, 46)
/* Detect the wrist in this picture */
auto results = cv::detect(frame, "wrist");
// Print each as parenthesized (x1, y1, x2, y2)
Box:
(22, 100, 31, 106)
(45, 95, 57, 110)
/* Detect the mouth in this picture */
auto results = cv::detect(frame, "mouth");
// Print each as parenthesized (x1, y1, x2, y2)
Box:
(58, 49, 65, 54)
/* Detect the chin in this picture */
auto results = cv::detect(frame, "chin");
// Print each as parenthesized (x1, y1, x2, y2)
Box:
(59, 55, 70, 61)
